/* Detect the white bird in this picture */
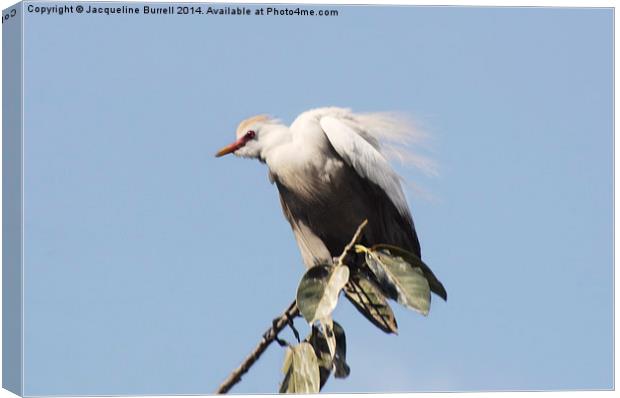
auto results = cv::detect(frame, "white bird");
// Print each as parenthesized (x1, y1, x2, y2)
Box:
(216, 107, 446, 300)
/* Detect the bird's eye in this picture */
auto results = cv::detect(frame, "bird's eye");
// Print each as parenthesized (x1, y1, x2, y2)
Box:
(245, 130, 256, 139)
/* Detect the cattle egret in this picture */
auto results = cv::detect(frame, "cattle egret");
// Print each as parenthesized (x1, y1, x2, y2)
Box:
(216, 107, 446, 300)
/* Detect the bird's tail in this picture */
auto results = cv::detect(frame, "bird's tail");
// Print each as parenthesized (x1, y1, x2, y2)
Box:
(353, 111, 438, 177)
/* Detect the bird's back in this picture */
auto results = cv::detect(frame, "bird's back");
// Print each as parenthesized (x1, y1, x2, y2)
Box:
(271, 108, 422, 267)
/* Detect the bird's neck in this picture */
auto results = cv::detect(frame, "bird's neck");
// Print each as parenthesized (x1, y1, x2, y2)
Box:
(259, 125, 293, 162)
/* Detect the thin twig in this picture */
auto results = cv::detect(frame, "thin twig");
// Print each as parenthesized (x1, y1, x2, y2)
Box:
(216, 220, 368, 394)
(215, 300, 299, 394)
(336, 219, 368, 266)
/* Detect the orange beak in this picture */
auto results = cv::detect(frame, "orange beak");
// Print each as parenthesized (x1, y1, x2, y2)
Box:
(215, 137, 246, 157)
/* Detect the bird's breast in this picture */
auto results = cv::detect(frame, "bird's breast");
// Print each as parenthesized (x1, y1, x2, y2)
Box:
(274, 156, 377, 251)
(272, 154, 346, 204)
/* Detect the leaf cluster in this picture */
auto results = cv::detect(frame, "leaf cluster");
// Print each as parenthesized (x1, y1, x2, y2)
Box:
(279, 222, 446, 393)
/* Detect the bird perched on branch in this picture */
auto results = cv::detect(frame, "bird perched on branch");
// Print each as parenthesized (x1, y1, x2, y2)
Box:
(216, 107, 446, 302)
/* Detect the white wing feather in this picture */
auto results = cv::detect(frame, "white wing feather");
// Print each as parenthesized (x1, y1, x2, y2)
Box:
(319, 115, 411, 217)
(291, 107, 437, 176)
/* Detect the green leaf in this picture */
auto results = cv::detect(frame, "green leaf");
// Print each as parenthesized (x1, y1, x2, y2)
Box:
(344, 272, 398, 334)
(373, 244, 447, 301)
(279, 342, 320, 394)
(358, 245, 431, 315)
(296, 265, 350, 324)
(332, 321, 350, 379)
(318, 317, 336, 358)
(306, 321, 350, 390)
(307, 326, 333, 389)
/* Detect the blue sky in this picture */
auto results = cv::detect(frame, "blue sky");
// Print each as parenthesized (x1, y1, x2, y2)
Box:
(14, 2, 613, 395)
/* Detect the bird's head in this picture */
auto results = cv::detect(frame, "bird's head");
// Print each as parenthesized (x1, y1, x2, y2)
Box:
(215, 114, 277, 159)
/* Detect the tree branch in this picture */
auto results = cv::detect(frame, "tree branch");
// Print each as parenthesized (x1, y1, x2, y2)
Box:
(215, 219, 368, 394)
(336, 219, 368, 266)
(216, 300, 300, 394)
